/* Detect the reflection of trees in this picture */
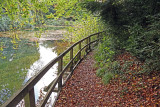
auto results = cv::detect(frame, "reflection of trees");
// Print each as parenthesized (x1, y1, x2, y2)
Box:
(52, 41, 73, 55)
(0, 37, 40, 105)
(40, 40, 57, 49)
(40, 40, 73, 55)
(53, 41, 74, 69)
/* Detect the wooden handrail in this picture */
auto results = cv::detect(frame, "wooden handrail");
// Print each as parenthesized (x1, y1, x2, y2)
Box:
(2, 31, 105, 107)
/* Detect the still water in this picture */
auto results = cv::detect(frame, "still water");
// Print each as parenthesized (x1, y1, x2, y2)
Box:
(0, 37, 67, 106)
(25, 41, 58, 106)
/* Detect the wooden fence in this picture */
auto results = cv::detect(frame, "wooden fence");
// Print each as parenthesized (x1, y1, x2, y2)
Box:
(2, 31, 105, 107)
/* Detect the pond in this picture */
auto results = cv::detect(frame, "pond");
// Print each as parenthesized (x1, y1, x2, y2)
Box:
(0, 37, 69, 106)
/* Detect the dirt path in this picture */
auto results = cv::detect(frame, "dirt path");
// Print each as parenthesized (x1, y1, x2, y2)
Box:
(54, 52, 160, 107)
(54, 52, 111, 107)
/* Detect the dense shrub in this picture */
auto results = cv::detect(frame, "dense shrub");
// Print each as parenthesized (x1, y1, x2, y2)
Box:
(89, 0, 160, 73)
(126, 14, 160, 72)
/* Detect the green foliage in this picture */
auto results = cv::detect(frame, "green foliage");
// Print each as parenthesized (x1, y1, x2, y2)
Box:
(96, 67, 107, 78)
(102, 72, 113, 84)
(0, 16, 36, 31)
(47, 0, 106, 42)
(50, 0, 94, 20)
(83, 1, 102, 14)
(65, 14, 105, 42)
(126, 14, 160, 72)
(89, 0, 160, 73)
(0, 0, 53, 32)
(95, 35, 119, 84)
(110, 61, 122, 74)
(94, 36, 115, 67)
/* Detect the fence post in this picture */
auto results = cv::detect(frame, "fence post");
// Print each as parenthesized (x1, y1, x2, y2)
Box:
(85, 38, 89, 54)
(29, 87, 35, 107)
(70, 48, 73, 72)
(88, 36, 91, 51)
(58, 58, 63, 90)
(79, 42, 81, 60)
(24, 94, 29, 107)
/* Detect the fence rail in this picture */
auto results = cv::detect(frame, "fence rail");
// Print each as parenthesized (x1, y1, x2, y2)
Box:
(2, 31, 105, 107)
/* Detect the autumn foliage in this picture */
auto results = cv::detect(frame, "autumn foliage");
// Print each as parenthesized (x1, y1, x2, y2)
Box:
(55, 52, 160, 106)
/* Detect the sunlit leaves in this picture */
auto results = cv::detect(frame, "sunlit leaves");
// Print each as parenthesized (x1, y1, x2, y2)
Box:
(0, 0, 51, 28)
(53, 0, 79, 19)
(65, 14, 105, 42)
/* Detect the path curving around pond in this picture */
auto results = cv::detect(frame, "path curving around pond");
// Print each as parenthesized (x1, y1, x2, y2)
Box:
(54, 52, 111, 106)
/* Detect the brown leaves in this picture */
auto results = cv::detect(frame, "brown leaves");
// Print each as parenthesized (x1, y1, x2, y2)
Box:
(55, 52, 160, 107)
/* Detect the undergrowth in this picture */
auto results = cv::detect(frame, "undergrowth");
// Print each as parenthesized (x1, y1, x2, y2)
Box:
(93, 0, 160, 85)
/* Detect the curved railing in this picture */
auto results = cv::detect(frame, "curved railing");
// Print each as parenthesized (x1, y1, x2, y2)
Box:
(2, 31, 105, 107)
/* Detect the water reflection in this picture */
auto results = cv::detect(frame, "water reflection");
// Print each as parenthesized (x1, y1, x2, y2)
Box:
(24, 41, 58, 104)
(0, 37, 70, 106)
(0, 37, 67, 105)
(25, 42, 57, 81)
(0, 37, 39, 105)
(25, 40, 72, 106)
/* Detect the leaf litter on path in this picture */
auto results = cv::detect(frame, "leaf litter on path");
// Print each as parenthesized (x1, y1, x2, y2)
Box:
(55, 52, 160, 107)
